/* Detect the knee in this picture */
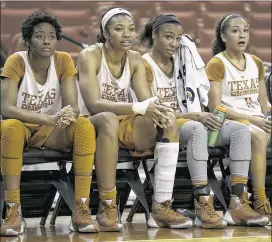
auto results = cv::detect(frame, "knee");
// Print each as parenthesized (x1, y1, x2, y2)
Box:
(163, 115, 179, 139)
(189, 121, 207, 139)
(67, 117, 96, 154)
(95, 112, 119, 138)
(1, 119, 25, 141)
(251, 128, 267, 150)
(1, 119, 25, 158)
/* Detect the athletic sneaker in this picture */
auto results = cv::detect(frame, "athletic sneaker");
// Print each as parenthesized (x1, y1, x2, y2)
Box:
(69, 198, 99, 233)
(0, 202, 26, 236)
(96, 199, 123, 232)
(223, 192, 269, 226)
(194, 195, 227, 229)
(147, 200, 193, 229)
(253, 198, 272, 225)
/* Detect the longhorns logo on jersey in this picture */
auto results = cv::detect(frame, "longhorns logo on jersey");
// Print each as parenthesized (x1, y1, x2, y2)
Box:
(186, 87, 195, 104)
(244, 97, 255, 109)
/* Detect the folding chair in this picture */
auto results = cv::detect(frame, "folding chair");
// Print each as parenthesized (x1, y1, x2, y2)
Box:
(0, 148, 73, 226)
(126, 146, 228, 222)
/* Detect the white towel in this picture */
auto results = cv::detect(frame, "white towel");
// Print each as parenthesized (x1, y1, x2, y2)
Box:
(175, 35, 210, 113)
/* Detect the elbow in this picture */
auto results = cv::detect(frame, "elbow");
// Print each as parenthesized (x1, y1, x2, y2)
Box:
(85, 101, 101, 115)
(1, 106, 13, 119)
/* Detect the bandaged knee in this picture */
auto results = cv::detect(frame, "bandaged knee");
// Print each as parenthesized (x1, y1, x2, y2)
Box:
(229, 129, 251, 178)
(66, 117, 96, 174)
(153, 142, 179, 203)
(1, 120, 25, 176)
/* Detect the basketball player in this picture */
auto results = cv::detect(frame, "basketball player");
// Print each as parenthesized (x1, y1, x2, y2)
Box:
(140, 14, 269, 227)
(206, 13, 271, 225)
(77, 7, 193, 229)
(1, 12, 98, 235)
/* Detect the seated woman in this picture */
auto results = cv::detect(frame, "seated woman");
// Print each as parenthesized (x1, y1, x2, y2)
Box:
(77, 7, 192, 229)
(1, 12, 98, 236)
(140, 13, 269, 228)
(206, 13, 271, 225)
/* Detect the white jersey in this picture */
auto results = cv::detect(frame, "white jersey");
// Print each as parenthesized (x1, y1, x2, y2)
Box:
(78, 43, 131, 115)
(16, 51, 61, 114)
(216, 52, 263, 117)
(142, 53, 179, 111)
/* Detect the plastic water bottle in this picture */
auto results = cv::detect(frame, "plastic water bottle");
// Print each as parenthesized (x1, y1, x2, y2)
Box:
(266, 107, 272, 147)
(208, 106, 227, 147)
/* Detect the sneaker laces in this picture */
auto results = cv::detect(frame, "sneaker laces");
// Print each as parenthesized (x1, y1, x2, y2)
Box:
(202, 200, 219, 218)
(255, 199, 272, 214)
(4, 204, 19, 224)
(240, 193, 257, 214)
(102, 202, 118, 221)
(76, 201, 92, 221)
(158, 200, 183, 219)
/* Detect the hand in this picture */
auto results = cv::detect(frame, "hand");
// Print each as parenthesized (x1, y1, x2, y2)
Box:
(250, 116, 271, 134)
(52, 105, 77, 128)
(197, 112, 222, 131)
(145, 102, 174, 128)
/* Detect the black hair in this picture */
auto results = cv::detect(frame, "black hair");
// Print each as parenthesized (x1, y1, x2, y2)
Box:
(21, 11, 62, 47)
(212, 13, 246, 56)
(140, 15, 181, 48)
(96, 7, 132, 43)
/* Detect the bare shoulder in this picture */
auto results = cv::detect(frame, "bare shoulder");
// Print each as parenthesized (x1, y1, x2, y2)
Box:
(127, 50, 145, 70)
(78, 44, 102, 63)
(78, 44, 102, 71)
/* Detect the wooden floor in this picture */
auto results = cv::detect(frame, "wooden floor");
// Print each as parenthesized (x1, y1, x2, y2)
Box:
(1, 212, 271, 242)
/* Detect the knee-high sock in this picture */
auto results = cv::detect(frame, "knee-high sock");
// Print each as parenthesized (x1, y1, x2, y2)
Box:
(153, 142, 179, 203)
(1, 119, 26, 203)
(66, 117, 96, 200)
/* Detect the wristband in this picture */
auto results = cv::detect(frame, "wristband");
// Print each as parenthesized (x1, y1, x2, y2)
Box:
(132, 96, 159, 115)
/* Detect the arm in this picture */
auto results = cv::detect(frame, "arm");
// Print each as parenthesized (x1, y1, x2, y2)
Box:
(61, 75, 80, 117)
(208, 80, 253, 121)
(258, 78, 270, 115)
(1, 78, 56, 125)
(130, 52, 153, 101)
(78, 46, 136, 115)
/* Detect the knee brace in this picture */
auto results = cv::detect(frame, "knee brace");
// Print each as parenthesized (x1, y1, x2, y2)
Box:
(66, 117, 96, 174)
(230, 128, 251, 161)
(1, 119, 25, 175)
(66, 117, 96, 156)
(1, 120, 25, 159)
(191, 124, 209, 161)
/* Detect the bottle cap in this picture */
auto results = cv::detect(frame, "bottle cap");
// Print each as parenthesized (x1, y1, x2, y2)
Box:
(216, 105, 227, 113)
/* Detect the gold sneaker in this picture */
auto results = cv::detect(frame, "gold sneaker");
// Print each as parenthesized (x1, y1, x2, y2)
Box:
(68, 198, 99, 233)
(96, 199, 123, 232)
(223, 192, 269, 226)
(194, 195, 227, 229)
(0, 203, 26, 236)
(253, 198, 272, 225)
(147, 200, 193, 229)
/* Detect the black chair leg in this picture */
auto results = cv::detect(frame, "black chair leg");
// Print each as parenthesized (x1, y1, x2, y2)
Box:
(50, 195, 63, 226)
(0, 181, 4, 221)
(40, 189, 57, 226)
(52, 180, 74, 211)
(126, 172, 149, 221)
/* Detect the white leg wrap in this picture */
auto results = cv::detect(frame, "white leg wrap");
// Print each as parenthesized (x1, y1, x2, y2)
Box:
(153, 142, 179, 203)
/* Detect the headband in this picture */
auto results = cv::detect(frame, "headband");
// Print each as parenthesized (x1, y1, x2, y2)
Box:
(220, 14, 235, 32)
(101, 8, 132, 32)
(152, 14, 180, 30)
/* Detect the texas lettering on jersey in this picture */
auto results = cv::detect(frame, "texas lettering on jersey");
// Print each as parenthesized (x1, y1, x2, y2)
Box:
(101, 83, 128, 102)
(21, 89, 56, 112)
(228, 77, 259, 97)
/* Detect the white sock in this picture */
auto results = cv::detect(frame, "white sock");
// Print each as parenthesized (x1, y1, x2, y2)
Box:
(153, 142, 179, 203)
